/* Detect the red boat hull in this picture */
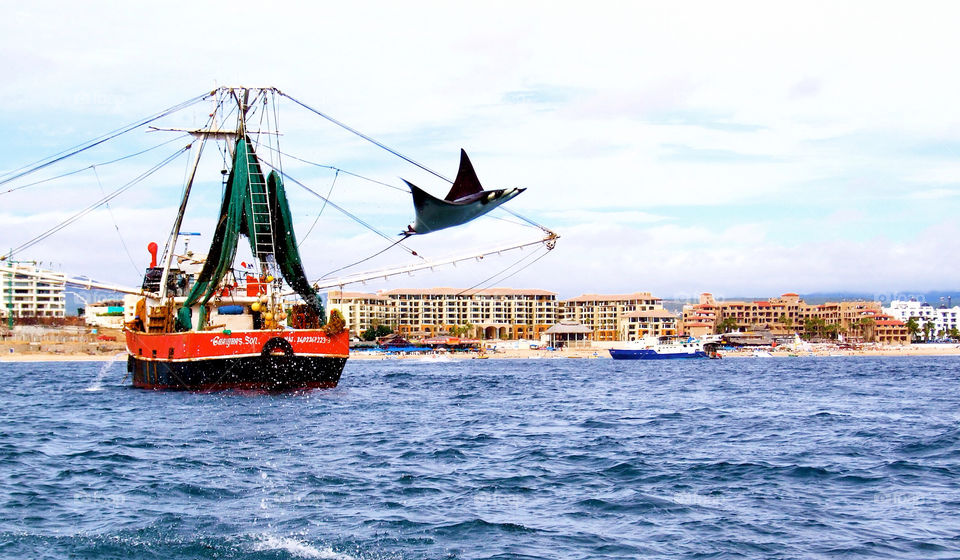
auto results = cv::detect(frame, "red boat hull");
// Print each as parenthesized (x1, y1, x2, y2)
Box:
(125, 329, 349, 391)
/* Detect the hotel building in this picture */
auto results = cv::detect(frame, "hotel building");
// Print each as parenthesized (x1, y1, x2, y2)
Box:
(327, 288, 558, 340)
(0, 263, 67, 319)
(327, 290, 393, 338)
(618, 309, 679, 341)
(884, 300, 960, 338)
(680, 293, 719, 337)
(559, 293, 666, 341)
(681, 292, 909, 343)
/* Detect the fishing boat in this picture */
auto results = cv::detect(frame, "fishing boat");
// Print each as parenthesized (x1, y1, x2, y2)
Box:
(123, 124, 349, 390)
(608, 336, 717, 360)
(0, 87, 557, 390)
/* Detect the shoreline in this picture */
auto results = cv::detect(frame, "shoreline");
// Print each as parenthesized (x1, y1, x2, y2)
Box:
(3, 344, 960, 362)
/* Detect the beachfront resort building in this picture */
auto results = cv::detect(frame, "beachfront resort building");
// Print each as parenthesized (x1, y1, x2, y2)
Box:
(327, 291, 393, 339)
(559, 293, 668, 341)
(0, 263, 67, 319)
(883, 300, 960, 339)
(680, 293, 719, 337)
(618, 309, 679, 341)
(680, 292, 910, 343)
(326, 288, 558, 340)
(874, 318, 913, 344)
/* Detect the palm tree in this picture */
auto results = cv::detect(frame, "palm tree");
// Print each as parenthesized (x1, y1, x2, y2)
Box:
(803, 317, 826, 340)
(778, 314, 793, 332)
(905, 317, 920, 343)
(923, 321, 935, 342)
(448, 323, 475, 338)
(859, 317, 876, 343)
(716, 317, 739, 334)
(825, 323, 840, 340)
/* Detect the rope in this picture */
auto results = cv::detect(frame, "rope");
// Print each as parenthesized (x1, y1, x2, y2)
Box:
(270, 95, 555, 238)
(92, 166, 140, 275)
(316, 237, 408, 281)
(259, 162, 424, 259)
(157, 105, 219, 268)
(1, 134, 191, 196)
(0, 91, 210, 187)
(4, 145, 190, 260)
(263, 101, 553, 235)
(257, 144, 407, 193)
(270, 89, 284, 189)
(279, 91, 452, 183)
(500, 206, 554, 234)
(299, 169, 338, 246)
(456, 245, 552, 297)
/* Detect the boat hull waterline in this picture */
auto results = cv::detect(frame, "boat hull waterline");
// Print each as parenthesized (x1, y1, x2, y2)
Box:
(125, 329, 348, 390)
(608, 348, 708, 360)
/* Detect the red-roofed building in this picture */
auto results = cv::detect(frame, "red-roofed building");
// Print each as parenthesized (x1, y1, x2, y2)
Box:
(680, 293, 719, 337)
(682, 292, 900, 342)
(872, 315, 910, 344)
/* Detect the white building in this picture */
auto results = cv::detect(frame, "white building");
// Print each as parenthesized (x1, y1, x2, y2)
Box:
(326, 287, 558, 340)
(883, 300, 960, 337)
(0, 264, 67, 319)
(83, 300, 126, 329)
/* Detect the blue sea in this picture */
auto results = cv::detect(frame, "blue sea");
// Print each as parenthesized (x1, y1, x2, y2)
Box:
(1, 356, 959, 559)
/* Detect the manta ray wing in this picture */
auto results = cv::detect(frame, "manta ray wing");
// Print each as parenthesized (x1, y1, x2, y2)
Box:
(444, 149, 484, 201)
(404, 179, 525, 235)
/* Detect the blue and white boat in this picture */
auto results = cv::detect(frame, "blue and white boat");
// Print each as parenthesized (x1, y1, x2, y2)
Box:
(608, 336, 714, 360)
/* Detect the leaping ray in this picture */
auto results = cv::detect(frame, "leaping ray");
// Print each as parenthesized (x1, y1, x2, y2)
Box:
(404, 149, 524, 235)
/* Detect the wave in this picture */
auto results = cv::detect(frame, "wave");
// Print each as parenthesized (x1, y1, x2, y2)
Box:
(251, 534, 357, 560)
(432, 518, 538, 535)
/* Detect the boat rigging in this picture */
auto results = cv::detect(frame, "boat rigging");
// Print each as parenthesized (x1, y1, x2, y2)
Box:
(0, 86, 559, 390)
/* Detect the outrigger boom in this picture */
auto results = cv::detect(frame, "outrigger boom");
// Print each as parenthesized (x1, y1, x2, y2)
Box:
(0, 264, 147, 297)
(305, 231, 558, 292)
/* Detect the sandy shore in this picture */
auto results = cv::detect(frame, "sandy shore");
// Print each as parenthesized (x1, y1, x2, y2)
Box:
(5, 344, 959, 362)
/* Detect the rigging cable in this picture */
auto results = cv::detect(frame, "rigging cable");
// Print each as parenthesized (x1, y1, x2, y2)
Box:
(4, 145, 190, 260)
(1, 134, 191, 196)
(278, 91, 556, 236)
(257, 144, 406, 192)
(270, 89, 284, 181)
(279, 91, 453, 184)
(260, 162, 423, 260)
(0, 91, 210, 187)
(92, 165, 141, 275)
(500, 207, 554, 235)
(156, 106, 218, 268)
(456, 245, 553, 297)
(317, 237, 409, 282)
(299, 169, 338, 246)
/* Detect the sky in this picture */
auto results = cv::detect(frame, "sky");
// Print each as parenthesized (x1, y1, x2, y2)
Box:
(2, 1, 960, 301)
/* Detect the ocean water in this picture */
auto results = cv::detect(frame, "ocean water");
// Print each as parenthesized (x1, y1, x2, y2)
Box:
(1, 356, 958, 559)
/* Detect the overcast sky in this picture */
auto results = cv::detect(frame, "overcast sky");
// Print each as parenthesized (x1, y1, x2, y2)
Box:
(2, 1, 959, 301)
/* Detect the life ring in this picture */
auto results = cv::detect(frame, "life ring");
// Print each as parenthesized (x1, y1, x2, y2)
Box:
(261, 337, 294, 358)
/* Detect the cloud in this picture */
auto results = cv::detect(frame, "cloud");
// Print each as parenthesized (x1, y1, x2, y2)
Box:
(658, 144, 784, 163)
(905, 188, 960, 200)
(4, 2, 960, 299)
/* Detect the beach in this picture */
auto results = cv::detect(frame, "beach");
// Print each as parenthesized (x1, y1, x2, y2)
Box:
(4, 341, 960, 362)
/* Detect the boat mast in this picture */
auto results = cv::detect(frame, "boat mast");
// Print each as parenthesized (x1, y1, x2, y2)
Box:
(157, 132, 209, 305)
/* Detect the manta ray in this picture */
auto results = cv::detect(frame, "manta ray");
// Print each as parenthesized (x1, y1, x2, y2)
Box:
(404, 149, 524, 235)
